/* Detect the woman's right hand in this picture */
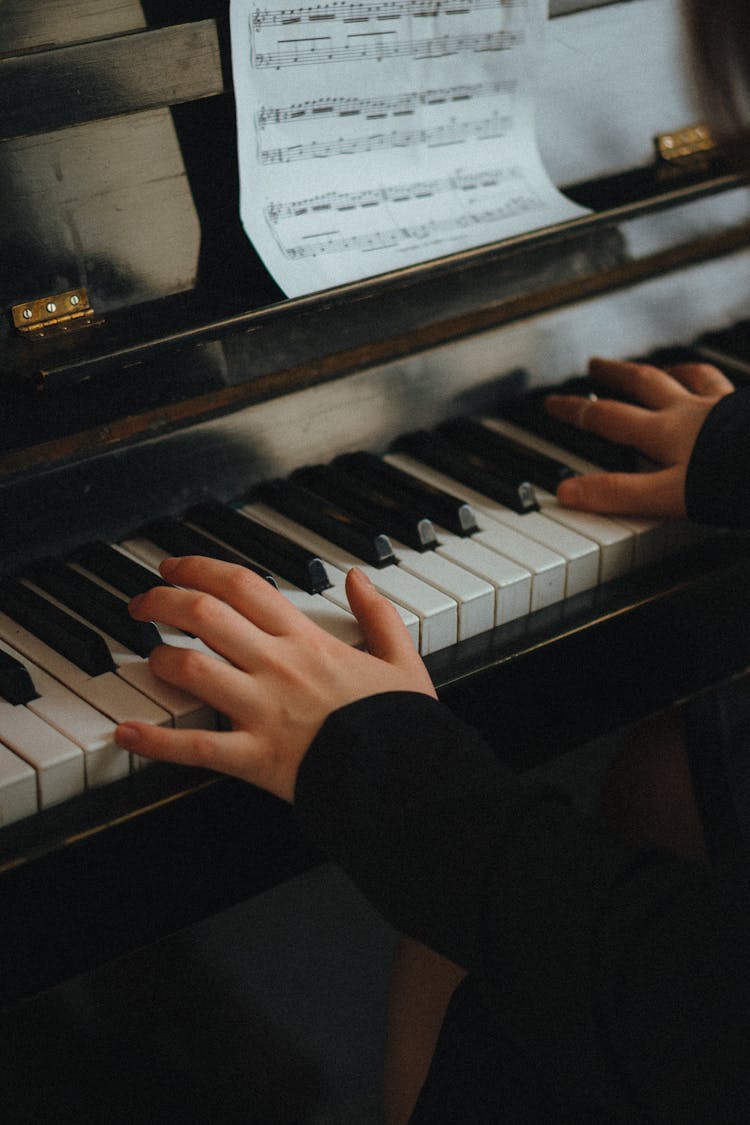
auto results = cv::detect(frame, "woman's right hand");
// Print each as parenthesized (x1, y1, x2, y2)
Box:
(114, 558, 436, 804)
(544, 356, 734, 518)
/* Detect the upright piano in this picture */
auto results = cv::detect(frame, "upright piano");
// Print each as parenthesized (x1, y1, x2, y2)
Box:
(3, 0, 750, 1005)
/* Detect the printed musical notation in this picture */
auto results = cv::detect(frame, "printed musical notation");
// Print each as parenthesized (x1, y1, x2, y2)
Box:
(259, 113, 511, 163)
(250, 0, 524, 68)
(265, 165, 527, 222)
(230, 0, 587, 295)
(282, 200, 540, 258)
(251, 0, 526, 33)
(267, 166, 544, 258)
(263, 165, 545, 257)
(253, 28, 521, 69)
(255, 79, 516, 129)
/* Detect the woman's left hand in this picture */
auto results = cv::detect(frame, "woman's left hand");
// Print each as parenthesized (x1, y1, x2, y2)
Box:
(544, 356, 733, 517)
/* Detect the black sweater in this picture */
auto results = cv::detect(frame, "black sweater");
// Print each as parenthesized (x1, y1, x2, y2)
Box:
(294, 387, 750, 1123)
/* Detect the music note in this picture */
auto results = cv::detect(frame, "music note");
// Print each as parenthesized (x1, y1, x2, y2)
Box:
(231, 0, 586, 296)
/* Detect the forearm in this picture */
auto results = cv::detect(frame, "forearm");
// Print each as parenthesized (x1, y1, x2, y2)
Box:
(685, 386, 750, 526)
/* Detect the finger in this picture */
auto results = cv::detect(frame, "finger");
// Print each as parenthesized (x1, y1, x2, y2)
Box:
(115, 721, 262, 784)
(588, 357, 689, 408)
(345, 569, 430, 672)
(159, 555, 308, 637)
(545, 394, 653, 444)
(664, 362, 734, 397)
(147, 642, 260, 721)
(129, 585, 267, 669)
(556, 466, 686, 517)
(544, 395, 674, 462)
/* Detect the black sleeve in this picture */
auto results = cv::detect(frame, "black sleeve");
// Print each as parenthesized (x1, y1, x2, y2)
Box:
(294, 691, 750, 1122)
(685, 387, 750, 527)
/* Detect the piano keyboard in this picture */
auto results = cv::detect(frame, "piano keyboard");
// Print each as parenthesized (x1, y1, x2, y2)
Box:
(0, 373, 711, 827)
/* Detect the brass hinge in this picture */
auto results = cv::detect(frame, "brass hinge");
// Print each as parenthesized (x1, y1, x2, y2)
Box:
(655, 122, 717, 177)
(11, 287, 101, 338)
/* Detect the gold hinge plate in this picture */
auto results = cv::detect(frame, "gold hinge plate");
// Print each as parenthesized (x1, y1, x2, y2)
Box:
(11, 287, 100, 338)
(655, 122, 716, 175)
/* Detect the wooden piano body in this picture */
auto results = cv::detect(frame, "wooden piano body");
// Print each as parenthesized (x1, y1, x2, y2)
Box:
(3, 0, 750, 1004)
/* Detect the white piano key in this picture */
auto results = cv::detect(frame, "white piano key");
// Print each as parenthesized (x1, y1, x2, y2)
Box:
(19, 577, 212, 732)
(385, 453, 566, 612)
(611, 514, 668, 567)
(408, 421, 599, 593)
(0, 610, 172, 730)
(0, 744, 37, 826)
(437, 435, 600, 593)
(0, 697, 85, 809)
(68, 558, 221, 731)
(276, 579, 364, 647)
(116, 659, 214, 729)
(213, 513, 420, 647)
(352, 564, 456, 654)
(0, 637, 129, 788)
(534, 488, 635, 581)
(389, 542, 495, 640)
(119, 537, 180, 576)
(122, 535, 369, 651)
(237, 504, 456, 654)
(480, 416, 667, 568)
(127, 522, 425, 648)
(320, 569, 419, 647)
(248, 501, 522, 636)
(431, 534, 532, 625)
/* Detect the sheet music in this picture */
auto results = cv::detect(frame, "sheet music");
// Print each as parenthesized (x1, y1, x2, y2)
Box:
(230, 0, 587, 296)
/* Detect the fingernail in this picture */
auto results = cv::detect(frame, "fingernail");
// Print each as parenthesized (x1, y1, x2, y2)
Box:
(558, 478, 583, 506)
(351, 567, 374, 587)
(116, 723, 141, 750)
(160, 556, 179, 577)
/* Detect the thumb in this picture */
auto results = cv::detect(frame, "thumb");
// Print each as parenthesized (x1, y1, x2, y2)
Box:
(556, 468, 686, 518)
(345, 568, 422, 665)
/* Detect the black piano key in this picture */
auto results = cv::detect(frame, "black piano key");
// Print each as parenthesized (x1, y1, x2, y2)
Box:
(0, 648, 38, 706)
(254, 479, 396, 567)
(633, 344, 750, 389)
(291, 464, 438, 552)
(639, 344, 707, 369)
(693, 321, 750, 383)
(74, 541, 170, 598)
(27, 560, 162, 659)
(393, 430, 538, 514)
(0, 578, 116, 677)
(142, 519, 278, 586)
(495, 389, 640, 472)
(333, 451, 479, 536)
(187, 502, 331, 594)
(439, 417, 577, 495)
(696, 319, 750, 360)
